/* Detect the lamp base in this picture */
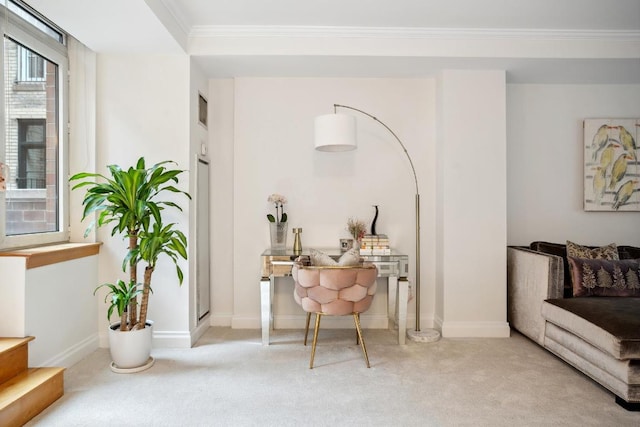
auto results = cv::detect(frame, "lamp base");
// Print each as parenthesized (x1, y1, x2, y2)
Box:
(407, 328, 441, 343)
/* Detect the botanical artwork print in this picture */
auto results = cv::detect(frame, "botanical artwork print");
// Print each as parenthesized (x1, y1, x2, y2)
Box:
(584, 119, 639, 211)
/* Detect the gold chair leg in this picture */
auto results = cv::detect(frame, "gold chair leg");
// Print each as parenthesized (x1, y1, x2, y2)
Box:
(310, 313, 322, 369)
(353, 312, 370, 368)
(304, 312, 312, 346)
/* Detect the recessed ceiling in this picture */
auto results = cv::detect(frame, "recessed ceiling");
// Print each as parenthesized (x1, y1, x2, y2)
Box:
(169, 0, 640, 30)
(23, 0, 640, 83)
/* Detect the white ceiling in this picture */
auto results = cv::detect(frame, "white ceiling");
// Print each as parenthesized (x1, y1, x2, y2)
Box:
(167, 0, 640, 30)
(23, 0, 640, 83)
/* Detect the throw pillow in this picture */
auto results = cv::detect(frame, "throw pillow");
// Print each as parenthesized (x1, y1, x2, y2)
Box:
(309, 249, 338, 266)
(568, 256, 640, 297)
(338, 248, 361, 266)
(566, 240, 619, 260)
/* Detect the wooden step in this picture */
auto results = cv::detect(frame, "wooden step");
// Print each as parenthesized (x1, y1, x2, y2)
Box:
(0, 367, 64, 427)
(0, 337, 35, 384)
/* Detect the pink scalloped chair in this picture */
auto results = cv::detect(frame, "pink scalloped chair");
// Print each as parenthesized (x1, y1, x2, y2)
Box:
(292, 261, 378, 368)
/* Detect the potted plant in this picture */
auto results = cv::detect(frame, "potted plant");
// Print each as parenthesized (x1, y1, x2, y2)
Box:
(71, 157, 190, 372)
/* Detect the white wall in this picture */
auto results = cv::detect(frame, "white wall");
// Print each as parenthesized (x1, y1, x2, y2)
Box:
(93, 53, 192, 347)
(507, 84, 640, 247)
(25, 257, 98, 366)
(435, 70, 509, 338)
(0, 255, 98, 367)
(68, 38, 97, 242)
(209, 79, 235, 326)
(213, 78, 437, 329)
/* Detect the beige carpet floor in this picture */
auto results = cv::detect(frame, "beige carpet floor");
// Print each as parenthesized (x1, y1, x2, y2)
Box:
(28, 327, 640, 426)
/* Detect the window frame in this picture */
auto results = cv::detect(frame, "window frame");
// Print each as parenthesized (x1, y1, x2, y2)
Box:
(0, 4, 69, 249)
(17, 44, 45, 82)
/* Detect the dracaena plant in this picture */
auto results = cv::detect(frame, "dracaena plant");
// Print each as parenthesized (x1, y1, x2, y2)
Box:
(94, 280, 143, 329)
(70, 157, 190, 331)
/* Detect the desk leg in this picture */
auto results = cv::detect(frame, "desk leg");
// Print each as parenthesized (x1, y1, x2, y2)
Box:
(260, 276, 272, 346)
(397, 278, 409, 345)
(388, 276, 398, 327)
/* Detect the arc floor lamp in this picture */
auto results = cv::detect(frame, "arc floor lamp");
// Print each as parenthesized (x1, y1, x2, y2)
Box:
(314, 104, 441, 343)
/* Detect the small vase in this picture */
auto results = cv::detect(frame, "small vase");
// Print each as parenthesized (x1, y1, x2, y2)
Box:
(353, 238, 362, 250)
(270, 222, 288, 250)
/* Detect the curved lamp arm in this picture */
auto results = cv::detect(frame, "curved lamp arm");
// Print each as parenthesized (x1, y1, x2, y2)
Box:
(334, 104, 419, 195)
(333, 104, 423, 332)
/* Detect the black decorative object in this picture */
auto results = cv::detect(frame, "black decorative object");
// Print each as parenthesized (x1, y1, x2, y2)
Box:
(371, 205, 379, 235)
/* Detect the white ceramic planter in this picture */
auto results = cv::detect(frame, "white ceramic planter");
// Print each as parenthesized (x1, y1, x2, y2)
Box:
(108, 320, 154, 372)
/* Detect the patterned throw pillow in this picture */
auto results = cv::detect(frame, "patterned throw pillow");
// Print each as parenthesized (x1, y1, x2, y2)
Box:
(566, 240, 619, 260)
(309, 248, 362, 267)
(568, 256, 640, 297)
(337, 248, 361, 266)
(310, 248, 338, 266)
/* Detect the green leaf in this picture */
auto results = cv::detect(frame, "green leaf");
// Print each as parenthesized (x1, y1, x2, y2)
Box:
(136, 157, 146, 170)
(176, 265, 184, 285)
(94, 280, 141, 322)
(73, 157, 190, 320)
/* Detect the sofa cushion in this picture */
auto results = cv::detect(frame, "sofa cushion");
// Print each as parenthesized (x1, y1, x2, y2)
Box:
(566, 240, 619, 260)
(619, 246, 640, 260)
(568, 257, 640, 297)
(529, 241, 566, 258)
(542, 298, 640, 360)
(544, 322, 640, 390)
(530, 241, 627, 298)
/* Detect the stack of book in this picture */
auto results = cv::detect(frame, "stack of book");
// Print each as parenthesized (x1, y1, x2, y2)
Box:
(359, 234, 391, 255)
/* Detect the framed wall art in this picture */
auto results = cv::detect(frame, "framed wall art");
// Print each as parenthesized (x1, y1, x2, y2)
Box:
(584, 118, 639, 211)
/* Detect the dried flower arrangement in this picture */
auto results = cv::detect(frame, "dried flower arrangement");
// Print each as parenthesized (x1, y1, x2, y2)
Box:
(347, 217, 366, 241)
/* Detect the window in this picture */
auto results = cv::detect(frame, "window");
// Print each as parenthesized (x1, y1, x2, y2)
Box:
(17, 45, 45, 82)
(0, 1, 68, 247)
(17, 119, 46, 189)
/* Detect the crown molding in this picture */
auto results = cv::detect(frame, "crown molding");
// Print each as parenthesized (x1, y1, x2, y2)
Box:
(154, 0, 192, 38)
(190, 25, 640, 42)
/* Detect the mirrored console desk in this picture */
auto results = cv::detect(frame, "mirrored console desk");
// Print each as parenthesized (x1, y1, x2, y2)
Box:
(260, 248, 410, 346)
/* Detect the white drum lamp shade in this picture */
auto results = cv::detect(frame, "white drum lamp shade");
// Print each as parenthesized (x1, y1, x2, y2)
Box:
(314, 113, 357, 151)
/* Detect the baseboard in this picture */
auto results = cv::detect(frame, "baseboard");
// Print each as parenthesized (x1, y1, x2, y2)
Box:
(98, 329, 109, 348)
(100, 327, 206, 350)
(210, 312, 233, 327)
(231, 315, 260, 329)
(152, 330, 192, 348)
(275, 314, 389, 329)
(190, 320, 210, 346)
(33, 334, 99, 368)
(440, 320, 511, 338)
(231, 314, 392, 329)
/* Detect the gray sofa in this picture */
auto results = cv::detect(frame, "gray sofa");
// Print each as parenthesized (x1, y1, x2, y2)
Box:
(507, 242, 640, 409)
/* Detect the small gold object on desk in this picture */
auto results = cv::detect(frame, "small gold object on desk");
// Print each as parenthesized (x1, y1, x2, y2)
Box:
(292, 227, 302, 255)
